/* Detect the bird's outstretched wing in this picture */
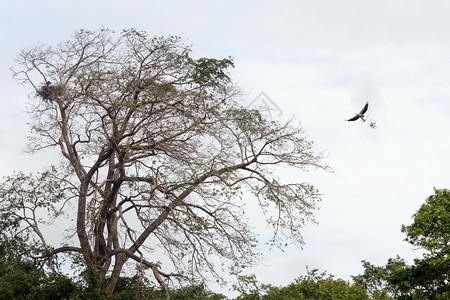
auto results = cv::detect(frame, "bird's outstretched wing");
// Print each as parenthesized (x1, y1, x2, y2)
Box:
(345, 102, 369, 121)
(359, 102, 369, 115)
(346, 115, 361, 121)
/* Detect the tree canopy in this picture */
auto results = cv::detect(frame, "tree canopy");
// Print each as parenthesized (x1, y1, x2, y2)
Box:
(353, 188, 450, 299)
(5, 28, 328, 297)
(261, 269, 371, 300)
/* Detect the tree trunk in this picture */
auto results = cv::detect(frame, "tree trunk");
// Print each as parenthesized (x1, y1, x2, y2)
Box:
(105, 253, 127, 293)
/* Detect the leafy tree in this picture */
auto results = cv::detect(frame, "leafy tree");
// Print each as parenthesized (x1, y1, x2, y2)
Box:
(170, 284, 226, 300)
(6, 28, 328, 298)
(401, 188, 450, 259)
(353, 188, 450, 299)
(105, 278, 226, 300)
(351, 258, 401, 299)
(240, 269, 372, 300)
(396, 188, 450, 299)
(0, 208, 75, 300)
(0, 262, 75, 300)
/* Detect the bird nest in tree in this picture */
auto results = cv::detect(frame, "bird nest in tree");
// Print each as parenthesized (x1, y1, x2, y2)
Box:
(37, 82, 64, 102)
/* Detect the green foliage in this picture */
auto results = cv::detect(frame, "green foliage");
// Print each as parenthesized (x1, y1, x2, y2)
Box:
(396, 188, 450, 298)
(0, 262, 75, 300)
(354, 188, 450, 299)
(0, 257, 226, 300)
(234, 269, 372, 300)
(401, 188, 450, 255)
(170, 284, 227, 300)
(352, 258, 402, 299)
(0, 235, 74, 300)
(190, 57, 234, 85)
(0, 203, 75, 300)
(0, 228, 223, 300)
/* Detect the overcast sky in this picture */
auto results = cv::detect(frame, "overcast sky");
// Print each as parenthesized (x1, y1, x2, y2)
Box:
(2, 0, 450, 296)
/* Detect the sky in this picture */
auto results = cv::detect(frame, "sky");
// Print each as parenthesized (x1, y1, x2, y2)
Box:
(2, 0, 450, 296)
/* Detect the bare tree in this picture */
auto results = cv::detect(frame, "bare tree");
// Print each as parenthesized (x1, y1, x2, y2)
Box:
(7, 28, 328, 297)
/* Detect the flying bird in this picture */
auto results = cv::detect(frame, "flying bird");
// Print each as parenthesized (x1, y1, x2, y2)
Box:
(346, 102, 369, 122)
